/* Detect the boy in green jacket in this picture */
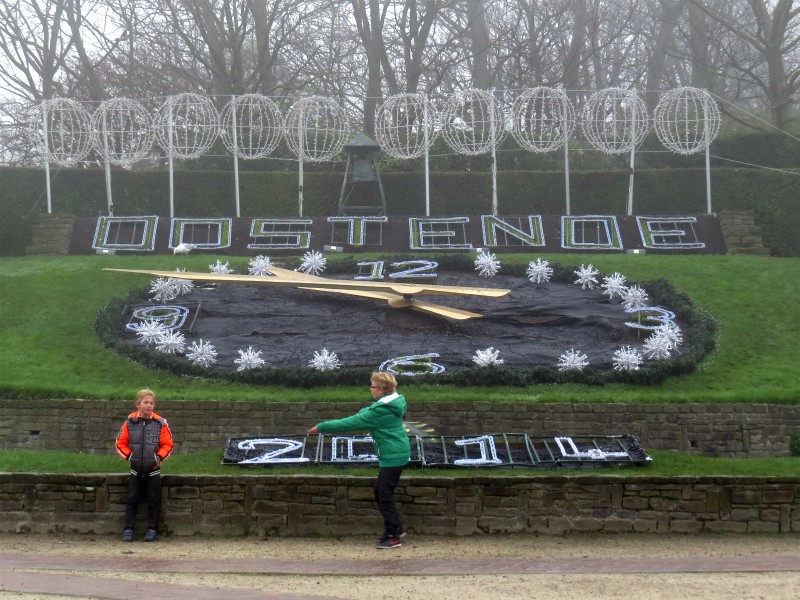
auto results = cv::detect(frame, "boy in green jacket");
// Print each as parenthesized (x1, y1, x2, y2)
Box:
(308, 371, 410, 549)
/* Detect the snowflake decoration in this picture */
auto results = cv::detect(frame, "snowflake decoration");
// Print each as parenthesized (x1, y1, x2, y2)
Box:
(133, 319, 168, 346)
(557, 348, 589, 371)
(299, 250, 327, 276)
(234, 346, 265, 371)
(574, 264, 599, 289)
(526, 258, 553, 284)
(248, 255, 273, 277)
(171, 269, 195, 295)
(149, 277, 179, 302)
(308, 347, 340, 371)
(209, 260, 234, 274)
(186, 339, 218, 367)
(601, 272, 627, 300)
(622, 284, 650, 311)
(474, 251, 501, 277)
(612, 346, 643, 371)
(155, 330, 186, 354)
(472, 347, 504, 367)
(642, 333, 673, 360)
(654, 322, 684, 350)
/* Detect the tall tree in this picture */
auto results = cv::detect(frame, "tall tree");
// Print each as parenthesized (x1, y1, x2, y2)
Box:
(0, 0, 72, 100)
(644, 0, 686, 111)
(350, 0, 389, 134)
(688, 0, 800, 129)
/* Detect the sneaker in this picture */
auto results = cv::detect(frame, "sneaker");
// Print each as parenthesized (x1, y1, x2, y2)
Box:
(121, 529, 134, 542)
(377, 527, 406, 542)
(376, 535, 402, 550)
(143, 529, 158, 542)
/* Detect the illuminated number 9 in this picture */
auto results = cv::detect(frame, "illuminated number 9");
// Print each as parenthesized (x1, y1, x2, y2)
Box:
(127, 305, 189, 331)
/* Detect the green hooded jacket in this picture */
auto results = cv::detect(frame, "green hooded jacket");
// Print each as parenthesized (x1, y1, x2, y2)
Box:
(316, 392, 410, 468)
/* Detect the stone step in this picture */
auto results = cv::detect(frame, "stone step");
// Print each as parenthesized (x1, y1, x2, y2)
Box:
(25, 213, 76, 256)
(718, 210, 768, 255)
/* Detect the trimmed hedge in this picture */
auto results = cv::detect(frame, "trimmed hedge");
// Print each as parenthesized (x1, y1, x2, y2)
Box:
(2, 165, 798, 255)
(94, 254, 719, 388)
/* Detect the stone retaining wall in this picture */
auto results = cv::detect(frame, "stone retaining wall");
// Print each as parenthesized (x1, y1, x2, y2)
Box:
(1, 399, 798, 458)
(0, 473, 797, 536)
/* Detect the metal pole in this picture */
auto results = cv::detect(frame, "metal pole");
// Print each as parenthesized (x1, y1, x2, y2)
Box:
(626, 92, 637, 216)
(167, 97, 175, 219)
(297, 102, 304, 218)
(42, 106, 52, 214)
(490, 91, 498, 216)
(231, 95, 241, 218)
(101, 119, 113, 216)
(705, 112, 712, 214)
(424, 94, 431, 216)
(103, 158, 113, 216)
(563, 94, 571, 216)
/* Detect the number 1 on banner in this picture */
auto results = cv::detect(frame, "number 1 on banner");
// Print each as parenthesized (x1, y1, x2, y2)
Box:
(454, 435, 503, 466)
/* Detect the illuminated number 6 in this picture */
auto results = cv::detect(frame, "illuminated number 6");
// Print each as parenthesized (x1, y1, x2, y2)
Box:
(379, 353, 446, 376)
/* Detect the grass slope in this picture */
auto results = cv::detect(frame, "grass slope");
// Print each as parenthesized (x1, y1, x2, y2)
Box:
(0, 254, 798, 404)
(1, 448, 797, 477)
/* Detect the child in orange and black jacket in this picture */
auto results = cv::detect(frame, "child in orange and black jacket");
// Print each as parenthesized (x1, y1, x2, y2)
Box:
(115, 388, 174, 542)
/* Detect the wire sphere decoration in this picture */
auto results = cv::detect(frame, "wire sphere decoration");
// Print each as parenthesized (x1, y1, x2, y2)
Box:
(511, 87, 576, 153)
(582, 88, 649, 154)
(92, 98, 153, 167)
(155, 93, 219, 159)
(220, 94, 283, 159)
(374, 93, 438, 159)
(283, 96, 348, 162)
(654, 87, 720, 155)
(441, 88, 507, 156)
(29, 98, 93, 166)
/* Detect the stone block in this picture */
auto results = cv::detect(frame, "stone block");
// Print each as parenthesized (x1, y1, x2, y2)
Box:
(478, 516, 521, 533)
(171, 486, 201, 499)
(602, 518, 634, 532)
(705, 521, 748, 533)
(729, 508, 759, 521)
(454, 516, 478, 535)
(571, 518, 603, 532)
(762, 490, 794, 503)
(747, 521, 779, 533)
(668, 520, 703, 533)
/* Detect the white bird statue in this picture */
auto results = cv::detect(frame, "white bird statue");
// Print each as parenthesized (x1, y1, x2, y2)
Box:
(173, 243, 197, 255)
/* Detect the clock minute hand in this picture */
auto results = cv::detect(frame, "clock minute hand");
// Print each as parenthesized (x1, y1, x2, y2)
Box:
(104, 268, 511, 299)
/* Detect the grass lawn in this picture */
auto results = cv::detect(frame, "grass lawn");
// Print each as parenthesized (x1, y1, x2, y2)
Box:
(1, 253, 797, 404)
(1, 448, 797, 477)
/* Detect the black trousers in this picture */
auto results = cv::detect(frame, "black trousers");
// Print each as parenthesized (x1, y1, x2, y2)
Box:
(124, 471, 162, 531)
(374, 465, 404, 536)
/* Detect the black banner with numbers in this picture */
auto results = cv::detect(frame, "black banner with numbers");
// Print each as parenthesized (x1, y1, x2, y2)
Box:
(222, 433, 650, 469)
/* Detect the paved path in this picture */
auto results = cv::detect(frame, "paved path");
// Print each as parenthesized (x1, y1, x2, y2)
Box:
(3, 533, 799, 599)
(2, 551, 799, 599)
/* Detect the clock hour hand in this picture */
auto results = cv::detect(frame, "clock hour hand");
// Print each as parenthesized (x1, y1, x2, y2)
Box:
(259, 267, 485, 320)
(298, 286, 483, 320)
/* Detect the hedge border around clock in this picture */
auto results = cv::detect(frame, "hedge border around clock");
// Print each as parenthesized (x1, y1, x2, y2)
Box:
(94, 254, 720, 388)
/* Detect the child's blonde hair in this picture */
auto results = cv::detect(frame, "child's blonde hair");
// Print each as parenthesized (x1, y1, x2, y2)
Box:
(370, 371, 397, 393)
(135, 388, 156, 405)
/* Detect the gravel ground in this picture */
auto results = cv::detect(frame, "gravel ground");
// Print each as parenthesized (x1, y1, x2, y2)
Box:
(2, 532, 799, 600)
